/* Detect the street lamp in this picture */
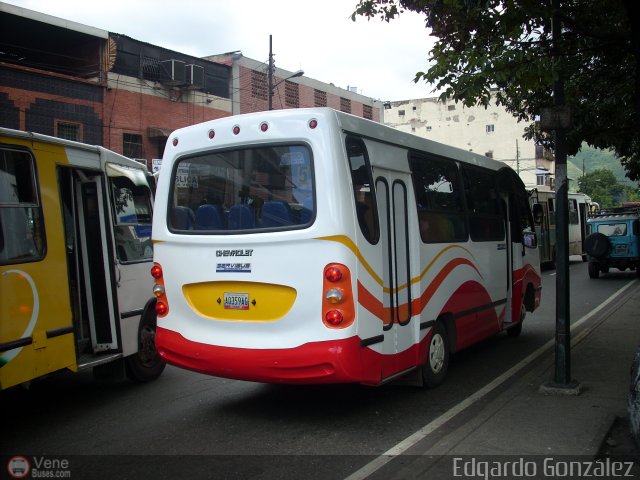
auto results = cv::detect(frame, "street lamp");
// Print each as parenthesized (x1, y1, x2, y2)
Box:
(268, 69, 304, 110)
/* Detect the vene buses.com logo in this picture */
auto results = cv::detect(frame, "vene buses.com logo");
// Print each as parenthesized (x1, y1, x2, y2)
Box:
(7, 456, 30, 479)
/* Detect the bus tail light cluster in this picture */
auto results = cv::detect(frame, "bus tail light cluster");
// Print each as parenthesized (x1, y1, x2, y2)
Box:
(151, 262, 169, 317)
(322, 264, 355, 328)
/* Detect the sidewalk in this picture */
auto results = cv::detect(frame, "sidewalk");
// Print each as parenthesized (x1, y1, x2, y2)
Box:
(362, 281, 640, 479)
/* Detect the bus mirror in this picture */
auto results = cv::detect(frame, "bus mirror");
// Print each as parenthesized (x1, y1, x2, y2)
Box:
(532, 204, 543, 225)
(523, 230, 537, 249)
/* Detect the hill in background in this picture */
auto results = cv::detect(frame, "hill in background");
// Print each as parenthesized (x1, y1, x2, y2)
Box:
(568, 144, 636, 189)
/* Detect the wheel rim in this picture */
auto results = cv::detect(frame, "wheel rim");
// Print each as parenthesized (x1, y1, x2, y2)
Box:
(429, 333, 445, 374)
(138, 325, 158, 366)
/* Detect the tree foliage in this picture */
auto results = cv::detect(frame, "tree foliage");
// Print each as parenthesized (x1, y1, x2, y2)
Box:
(353, 0, 640, 181)
(577, 168, 640, 208)
(578, 169, 623, 208)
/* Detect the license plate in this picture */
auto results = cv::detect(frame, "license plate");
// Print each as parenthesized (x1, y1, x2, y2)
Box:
(223, 292, 250, 310)
(615, 244, 628, 255)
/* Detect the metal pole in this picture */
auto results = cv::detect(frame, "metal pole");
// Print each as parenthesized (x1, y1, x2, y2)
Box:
(551, 0, 574, 388)
(268, 35, 273, 110)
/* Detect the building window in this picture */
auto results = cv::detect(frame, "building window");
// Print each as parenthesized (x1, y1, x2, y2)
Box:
(486, 124, 495, 134)
(537, 174, 546, 186)
(363, 105, 373, 120)
(447, 105, 456, 111)
(314, 89, 327, 107)
(426, 126, 432, 132)
(340, 97, 351, 113)
(413, 106, 417, 111)
(123, 133, 143, 159)
(485, 151, 494, 158)
(399, 110, 405, 116)
(251, 70, 267, 100)
(411, 127, 416, 132)
(55, 121, 81, 141)
(284, 81, 300, 107)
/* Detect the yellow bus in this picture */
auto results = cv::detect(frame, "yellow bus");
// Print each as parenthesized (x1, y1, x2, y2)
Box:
(0, 128, 164, 390)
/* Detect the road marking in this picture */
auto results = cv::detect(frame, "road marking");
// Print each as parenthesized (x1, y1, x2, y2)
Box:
(344, 279, 637, 480)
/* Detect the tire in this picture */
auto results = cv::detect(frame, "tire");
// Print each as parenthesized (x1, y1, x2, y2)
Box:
(506, 322, 523, 337)
(588, 261, 600, 279)
(125, 305, 166, 383)
(584, 232, 610, 258)
(422, 322, 450, 388)
(507, 304, 525, 337)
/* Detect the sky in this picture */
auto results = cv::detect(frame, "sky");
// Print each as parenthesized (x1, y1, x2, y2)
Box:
(4, 0, 438, 102)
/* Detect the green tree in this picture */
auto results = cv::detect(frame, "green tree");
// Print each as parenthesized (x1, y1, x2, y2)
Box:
(578, 169, 622, 208)
(353, 0, 640, 180)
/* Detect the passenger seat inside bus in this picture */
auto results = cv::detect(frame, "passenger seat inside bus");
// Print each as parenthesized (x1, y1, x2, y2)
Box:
(228, 204, 255, 229)
(419, 212, 455, 242)
(261, 201, 291, 227)
(171, 206, 195, 230)
(195, 204, 225, 230)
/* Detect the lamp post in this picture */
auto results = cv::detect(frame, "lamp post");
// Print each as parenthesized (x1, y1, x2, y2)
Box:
(267, 35, 304, 110)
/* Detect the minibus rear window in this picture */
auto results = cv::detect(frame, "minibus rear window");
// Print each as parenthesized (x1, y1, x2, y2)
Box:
(168, 144, 314, 233)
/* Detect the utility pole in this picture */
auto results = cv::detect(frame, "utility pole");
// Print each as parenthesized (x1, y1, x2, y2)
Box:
(266, 35, 304, 111)
(268, 35, 274, 110)
(540, 0, 581, 395)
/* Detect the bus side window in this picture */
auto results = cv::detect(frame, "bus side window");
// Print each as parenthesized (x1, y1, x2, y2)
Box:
(409, 152, 466, 243)
(0, 148, 45, 264)
(462, 165, 505, 242)
(346, 137, 379, 244)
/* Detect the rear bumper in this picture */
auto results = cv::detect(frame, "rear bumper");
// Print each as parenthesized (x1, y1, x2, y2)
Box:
(156, 327, 382, 385)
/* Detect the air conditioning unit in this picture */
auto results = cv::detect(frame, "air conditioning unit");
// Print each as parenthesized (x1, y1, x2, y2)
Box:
(160, 59, 186, 86)
(185, 64, 204, 89)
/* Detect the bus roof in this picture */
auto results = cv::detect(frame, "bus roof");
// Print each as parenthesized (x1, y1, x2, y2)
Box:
(164, 107, 513, 174)
(0, 127, 148, 172)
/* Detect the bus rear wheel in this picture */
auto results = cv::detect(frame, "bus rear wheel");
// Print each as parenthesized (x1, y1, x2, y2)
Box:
(125, 306, 166, 383)
(422, 322, 450, 388)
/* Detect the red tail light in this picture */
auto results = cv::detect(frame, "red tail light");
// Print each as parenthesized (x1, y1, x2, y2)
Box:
(322, 263, 354, 329)
(325, 266, 343, 282)
(150, 264, 163, 279)
(151, 262, 169, 317)
(325, 310, 344, 326)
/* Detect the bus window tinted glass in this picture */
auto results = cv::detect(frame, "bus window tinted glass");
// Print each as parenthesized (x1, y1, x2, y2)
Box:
(462, 165, 505, 241)
(168, 145, 314, 233)
(346, 137, 378, 244)
(410, 153, 467, 243)
(0, 148, 45, 264)
(110, 175, 153, 262)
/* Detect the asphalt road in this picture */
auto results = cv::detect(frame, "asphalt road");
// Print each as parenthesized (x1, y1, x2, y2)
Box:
(2, 257, 636, 479)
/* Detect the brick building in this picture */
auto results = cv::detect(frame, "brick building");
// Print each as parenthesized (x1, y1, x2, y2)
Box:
(206, 52, 383, 121)
(0, 2, 383, 170)
(0, 2, 232, 169)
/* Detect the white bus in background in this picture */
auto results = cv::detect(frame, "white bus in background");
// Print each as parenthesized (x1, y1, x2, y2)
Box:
(151, 108, 542, 387)
(529, 189, 592, 268)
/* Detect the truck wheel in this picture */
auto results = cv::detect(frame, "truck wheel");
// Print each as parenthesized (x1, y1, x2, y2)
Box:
(588, 262, 600, 279)
(422, 322, 450, 388)
(125, 305, 166, 383)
